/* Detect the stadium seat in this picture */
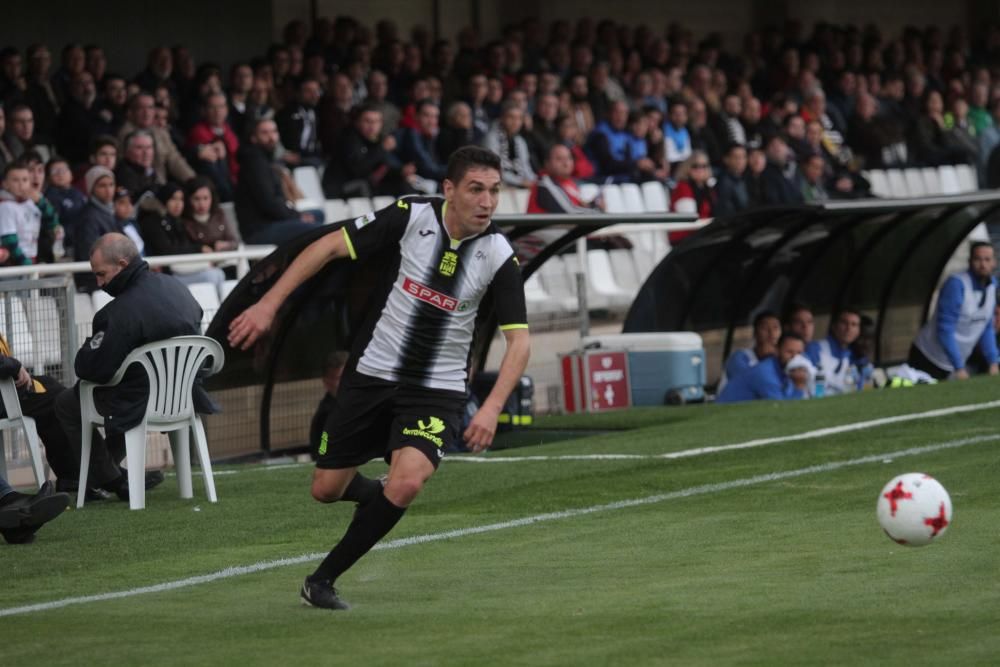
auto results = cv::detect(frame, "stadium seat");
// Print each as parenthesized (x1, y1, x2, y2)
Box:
(74, 293, 94, 327)
(0, 297, 35, 369)
(537, 255, 581, 312)
(219, 279, 239, 302)
(600, 184, 627, 213)
(24, 296, 62, 367)
(586, 249, 633, 310)
(640, 181, 670, 212)
(523, 273, 563, 316)
(91, 291, 113, 313)
(495, 190, 519, 214)
(886, 169, 909, 198)
(938, 165, 961, 195)
(510, 188, 530, 213)
(921, 167, 943, 195)
(608, 248, 641, 291)
(619, 183, 646, 213)
(347, 197, 374, 218)
(578, 183, 600, 204)
(76, 336, 224, 510)
(955, 164, 978, 192)
(372, 196, 395, 210)
(903, 168, 926, 197)
(219, 202, 239, 235)
(323, 199, 349, 224)
(187, 282, 220, 333)
(864, 169, 890, 197)
(293, 166, 325, 203)
(0, 377, 46, 488)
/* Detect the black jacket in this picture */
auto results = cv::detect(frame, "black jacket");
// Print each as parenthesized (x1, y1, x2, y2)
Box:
(75, 258, 208, 434)
(234, 143, 297, 239)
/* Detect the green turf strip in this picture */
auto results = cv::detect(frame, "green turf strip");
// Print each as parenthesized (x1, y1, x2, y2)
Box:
(2, 377, 999, 665)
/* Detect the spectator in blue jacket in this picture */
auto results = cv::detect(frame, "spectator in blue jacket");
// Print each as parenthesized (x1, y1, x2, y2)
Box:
(910, 241, 999, 380)
(717, 333, 809, 403)
(587, 100, 653, 183)
(398, 99, 447, 184)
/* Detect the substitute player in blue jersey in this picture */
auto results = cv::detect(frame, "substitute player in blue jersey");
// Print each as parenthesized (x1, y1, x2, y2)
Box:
(228, 146, 530, 610)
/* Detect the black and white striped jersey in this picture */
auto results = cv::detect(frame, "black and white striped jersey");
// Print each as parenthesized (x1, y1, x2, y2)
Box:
(341, 196, 527, 393)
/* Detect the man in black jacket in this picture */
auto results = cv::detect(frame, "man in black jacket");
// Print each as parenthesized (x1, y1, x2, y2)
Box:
(327, 104, 415, 198)
(55, 233, 205, 499)
(276, 78, 324, 168)
(234, 118, 318, 245)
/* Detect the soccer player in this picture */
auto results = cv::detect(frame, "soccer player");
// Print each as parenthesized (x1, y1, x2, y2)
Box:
(227, 146, 531, 610)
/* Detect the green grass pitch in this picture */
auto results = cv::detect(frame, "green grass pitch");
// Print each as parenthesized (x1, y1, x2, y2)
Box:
(3, 378, 999, 665)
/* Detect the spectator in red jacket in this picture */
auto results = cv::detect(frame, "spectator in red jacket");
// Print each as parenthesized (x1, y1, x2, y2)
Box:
(186, 91, 239, 201)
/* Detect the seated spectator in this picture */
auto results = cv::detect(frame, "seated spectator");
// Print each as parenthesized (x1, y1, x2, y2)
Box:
(139, 182, 226, 288)
(760, 134, 804, 205)
(317, 73, 355, 156)
(234, 118, 318, 245)
(564, 74, 596, 142)
(24, 44, 59, 144)
(527, 143, 602, 214)
(714, 143, 750, 216)
(671, 151, 716, 218)
(716, 333, 809, 403)
(800, 87, 847, 159)
(689, 97, 722, 168)
(798, 153, 830, 203)
(0, 476, 70, 544)
(436, 101, 478, 163)
(806, 306, 866, 395)
(718, 310, 781, 392)
(847, 93, 909, 169)
(326, 104, 416, 198)
(745, 146, 768, 207)
(398, 100, 447, 186)
(978, 98, 1000, 186)
(115, 130, 159, 204)
(943, 97, 979, 165)
(783, 303, 816, 346)
(227, 63, 254, 140)
(112, 187, 145, 256)
(0, 161, 59, 265)
(44, 157, 86, 244)
(73, 166, 120, 273)
(135, 46, 175, 95)
(186, 91, 240, 202)
(180, 176, 239, 253)
(710, 93, 747, 149)
(912, 90, 973, 166)
(95, 73, 129, 136)
(7, 105, 52, 163)
(275, 78, 324, 168)
(526, 92, 560, 168)
(484, 101, 536, 188)
(556, 114, 596, 181)
(587, 101, 652, 183)
(0, 107, 16, 173)
(663, 99, 693, 169)
(72, 134, 118, 193)
(55, 71, 105, 164)
(18, 151, 62, 262)
(118, 92, 196, 184)
(366, 70, 401, 135)
(910, 241, 998, 380)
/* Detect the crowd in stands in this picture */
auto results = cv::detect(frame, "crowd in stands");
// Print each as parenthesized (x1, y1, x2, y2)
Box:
(3, 16, 1000, 273)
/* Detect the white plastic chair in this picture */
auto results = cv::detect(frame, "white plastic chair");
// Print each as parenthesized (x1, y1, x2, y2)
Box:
(372, 196, 395, 210)
(347, 197, 375, 218)
(586, 249, 633, 310)
(219, 279, 239, 302)
(510, 188, 531, 213)
(640, 181, 670, 212)
(187, 283, 220, 333)
(903, 168, 926, 197)
(538, 256, 582, 312)
(619, 183, 647, 213)
(293, 166, 325, 203)
(0, 297, 35, 370)
(578, 183, 601, 204)
(600, 184, 627, 213)
(938, 165, 961, 195)
(323, 199, 350, 224)
(495, 190, 519, 215)
(921, 167, 943, 195)
(955, 164, 978, 192)
(92, 291, 113, 313)
(608, 248, 641, 291)
(76, 336, 225, 510)
(864, 169, 890, 197)
(886, 169, 909, 198)
(0, 377, 46, 488)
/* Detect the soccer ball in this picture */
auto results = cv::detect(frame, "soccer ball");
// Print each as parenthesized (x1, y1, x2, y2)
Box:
(876, 473, 952, 546)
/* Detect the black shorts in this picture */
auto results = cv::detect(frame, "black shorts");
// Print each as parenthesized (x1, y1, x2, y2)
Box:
(316, 371, 466, 470)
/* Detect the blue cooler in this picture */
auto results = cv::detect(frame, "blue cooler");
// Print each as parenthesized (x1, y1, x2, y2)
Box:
(581, 333, 706, 405)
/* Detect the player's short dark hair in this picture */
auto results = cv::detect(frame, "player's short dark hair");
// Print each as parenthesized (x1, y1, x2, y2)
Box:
(445, 146, 501, 184)
(970, 240, 994, 254)
(782, 302, 812, 325)
(15, 150, 43, 167)
(90, 134, 118, 155)
(3, 162, 29, 178)
(752, 310, 780, 329)
(778, 332, 805, 347)
(832, 305, 862, 323)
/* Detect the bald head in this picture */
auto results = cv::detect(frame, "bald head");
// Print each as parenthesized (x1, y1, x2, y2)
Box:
(91, 232, 139, 265)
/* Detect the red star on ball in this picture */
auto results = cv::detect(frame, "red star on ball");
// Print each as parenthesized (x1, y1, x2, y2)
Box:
(923, 502, 950, 537)
(883, 481, 913, 517)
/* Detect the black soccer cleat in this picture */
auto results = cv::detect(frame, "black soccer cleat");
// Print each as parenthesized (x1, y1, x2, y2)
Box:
(300, 577, 350, 610)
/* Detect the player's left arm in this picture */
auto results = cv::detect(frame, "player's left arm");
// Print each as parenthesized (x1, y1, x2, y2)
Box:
(464, 327, 530, 452)
(464, 253, 531, 452)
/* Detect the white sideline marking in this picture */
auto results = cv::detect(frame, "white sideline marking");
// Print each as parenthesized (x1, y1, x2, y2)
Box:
(455, 399, 1000, 463)
(2, 433, 995, 619)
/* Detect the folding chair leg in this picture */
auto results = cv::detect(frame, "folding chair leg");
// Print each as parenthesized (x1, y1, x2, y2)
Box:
(0, 432, 7, 480)
(124, 426, 148, 510)
(192, 417, 217, 503)
(77, 425, 94, 509)
(22, 417, 46, 488)
(170, 428, 193, 499)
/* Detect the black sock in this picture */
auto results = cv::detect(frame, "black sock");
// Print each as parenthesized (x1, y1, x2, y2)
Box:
(308, 490, 406, 584)
(340, 473, 381, 506)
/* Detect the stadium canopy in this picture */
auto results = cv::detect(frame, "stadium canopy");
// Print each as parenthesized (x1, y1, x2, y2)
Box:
(205, 213, 697, 450)
(623, 192, 1000, 375)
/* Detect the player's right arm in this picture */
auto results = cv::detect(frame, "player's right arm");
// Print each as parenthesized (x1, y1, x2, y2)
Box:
(227, 228, 351, 350)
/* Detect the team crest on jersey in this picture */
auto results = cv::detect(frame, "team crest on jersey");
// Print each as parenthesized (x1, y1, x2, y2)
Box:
(354, 211, 376, 229)
(439, 251, 458, 276)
